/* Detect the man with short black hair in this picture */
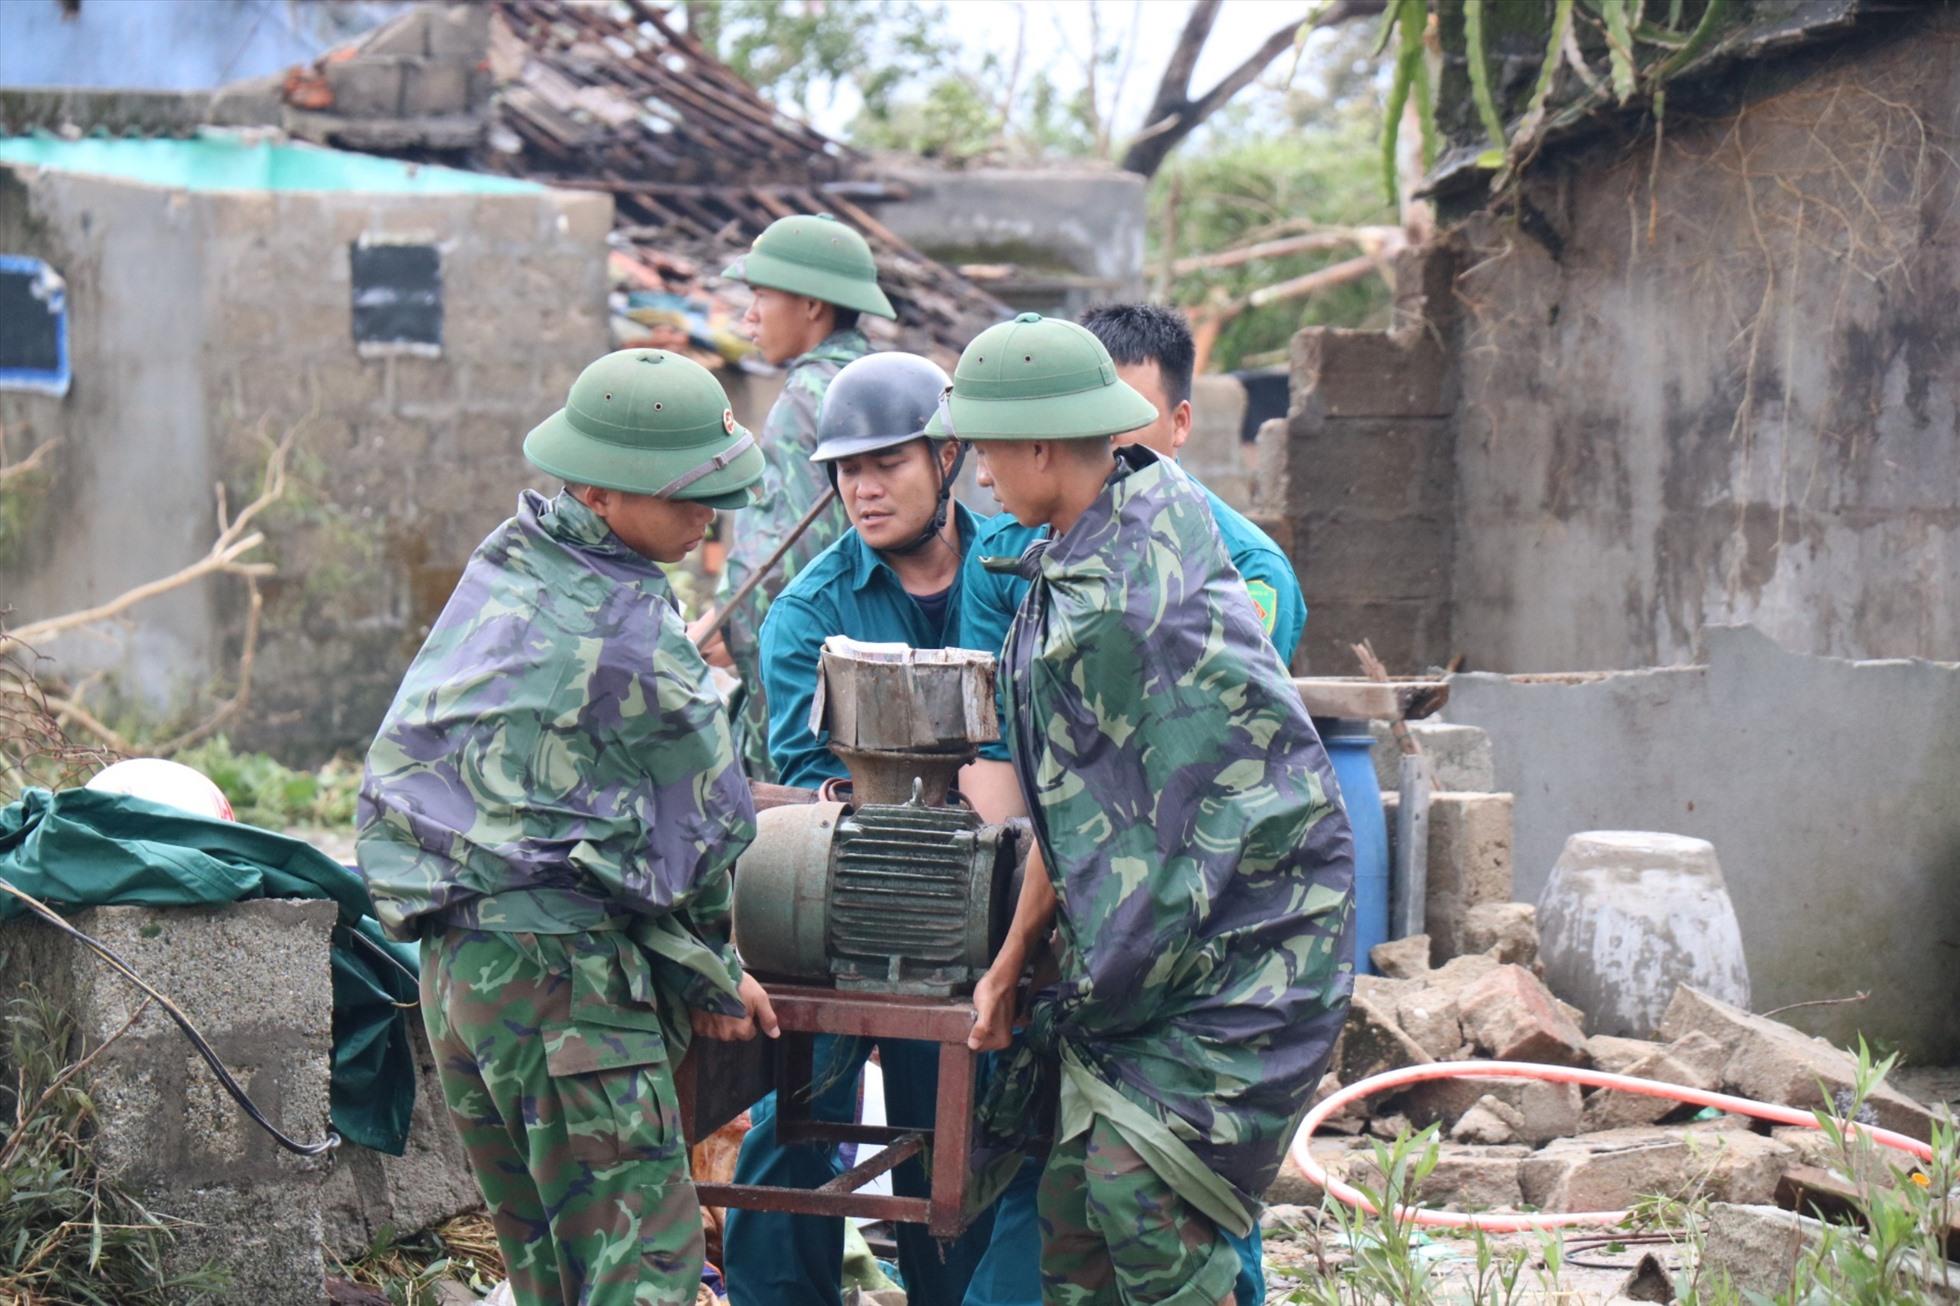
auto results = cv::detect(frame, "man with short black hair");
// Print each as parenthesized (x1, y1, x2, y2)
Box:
(691, 214, 896, 780)
(724, 351, 998, 1306)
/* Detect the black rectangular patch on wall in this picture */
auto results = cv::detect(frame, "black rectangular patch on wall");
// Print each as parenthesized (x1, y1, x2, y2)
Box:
(351, 241, 442, 354)
(0, 255, 70, 395)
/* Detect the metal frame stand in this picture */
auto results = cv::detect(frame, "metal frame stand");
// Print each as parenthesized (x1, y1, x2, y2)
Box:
(683, 984, 981, 1241)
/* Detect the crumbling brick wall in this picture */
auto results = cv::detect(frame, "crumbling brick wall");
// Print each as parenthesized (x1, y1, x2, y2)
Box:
(1249, 248, 1460, 675)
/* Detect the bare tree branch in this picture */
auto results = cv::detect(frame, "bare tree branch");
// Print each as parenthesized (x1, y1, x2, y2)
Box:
(0, 435, 61, 490)
(150, 576, 264, 755)
(1171, 225, 1403, 274)
(1119, 0, 1386, 178)
(1185, 245, 1397, 373)
(1244, 249, 1390, 308)
(0, 424, 293, 659)
(1146, 0, 1223, 121)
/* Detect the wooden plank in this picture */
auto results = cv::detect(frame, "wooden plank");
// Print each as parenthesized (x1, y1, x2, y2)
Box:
(1293, 677, 1450, 722)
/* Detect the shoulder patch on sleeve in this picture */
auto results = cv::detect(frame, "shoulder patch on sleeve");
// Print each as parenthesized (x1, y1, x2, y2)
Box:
(1245, 579, 1279, 635)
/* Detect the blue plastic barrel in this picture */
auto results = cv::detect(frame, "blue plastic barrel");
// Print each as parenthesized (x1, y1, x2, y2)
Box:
(1313, 716, 1389, 975)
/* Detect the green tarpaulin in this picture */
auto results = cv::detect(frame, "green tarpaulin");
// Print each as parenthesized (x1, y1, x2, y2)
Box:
(0, 787, 418, 1155)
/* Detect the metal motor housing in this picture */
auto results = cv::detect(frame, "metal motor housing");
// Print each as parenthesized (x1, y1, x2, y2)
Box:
(733, 793, 1021, 996)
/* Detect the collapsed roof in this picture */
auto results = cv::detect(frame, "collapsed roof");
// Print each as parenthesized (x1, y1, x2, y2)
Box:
(286, 0, 1007, 366)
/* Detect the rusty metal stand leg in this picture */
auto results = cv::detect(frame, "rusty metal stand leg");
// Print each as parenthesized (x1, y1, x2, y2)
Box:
(928, 1040, 976, 1241)
(775, 1032, 817, 1144)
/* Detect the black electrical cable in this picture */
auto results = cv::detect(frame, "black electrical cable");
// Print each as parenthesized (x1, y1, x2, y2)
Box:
(0, 875, 341, 1157)
(342, 921, 422, 992)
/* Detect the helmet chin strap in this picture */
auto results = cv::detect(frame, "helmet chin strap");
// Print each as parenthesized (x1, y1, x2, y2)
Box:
(883, 439, 967, 558)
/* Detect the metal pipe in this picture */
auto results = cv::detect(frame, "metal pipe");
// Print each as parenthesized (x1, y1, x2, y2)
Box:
(694, 486, 839, 649)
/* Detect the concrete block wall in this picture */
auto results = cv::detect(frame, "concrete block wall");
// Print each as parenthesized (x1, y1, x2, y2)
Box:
(1444, 623, 1960, 1064)
(874, 165, 1146, 317)
(0, 164, 613, 760)
(1369, 720, 1497, 793)
(0, 169, 225, 708)
(0, 902, 339, 1304)
(321, 1019, 483, 1258)
(203, 184, 611, 759)
(1249, 247, 1460, 676)
(1182, 373, 1251, 514)
(1382, 788, 1517, 963)
(323, 4, 490, 120)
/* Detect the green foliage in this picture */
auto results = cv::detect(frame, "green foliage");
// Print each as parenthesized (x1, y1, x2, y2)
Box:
(0, 478, 40, 570)
(851, 73, 1007, 161)
(684, 0, 957, 124)
(1379, 0, 1439, 202)
(1759, 1041, 1959, 1304)
(1284, 1124, 1541, 1304)
(0, 985, 229, 1303)
(1463, 0, 1507, 152)
(170, 736, 360, 830)
(1151, 92, 1395, 372)
(688, 0, 1118, 163)
(1384, 0, 1747, 204)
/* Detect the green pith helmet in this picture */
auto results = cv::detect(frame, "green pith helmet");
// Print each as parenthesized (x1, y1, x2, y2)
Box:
(523, 349, 765, 509)
(925, 312, 1158, 441)
(721, 213, 897, 320)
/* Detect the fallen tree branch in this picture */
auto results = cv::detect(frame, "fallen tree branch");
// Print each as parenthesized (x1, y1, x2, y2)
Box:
(0, 435, 61, 490)
(0, 424, 292, 659)
(44, 691, 132, 755)
(150, 576, 264, 756)
(1759, 991, 1871, 1020)
(0, 635, 121, 793)
(1247, 249, 1397, 309)
(1172, 226, 1401, 275)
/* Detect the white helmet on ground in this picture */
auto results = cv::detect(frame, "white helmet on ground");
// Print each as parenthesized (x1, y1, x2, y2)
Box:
(86, 758, 236, 821)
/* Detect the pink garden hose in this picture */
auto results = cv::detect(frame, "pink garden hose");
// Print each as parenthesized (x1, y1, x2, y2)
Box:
(1289, 1060, 1939, 1232)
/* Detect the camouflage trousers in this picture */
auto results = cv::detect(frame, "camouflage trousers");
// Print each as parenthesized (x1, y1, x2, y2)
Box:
(1036, 1116, 1242, 1306)
(420, 927, 703, 1305)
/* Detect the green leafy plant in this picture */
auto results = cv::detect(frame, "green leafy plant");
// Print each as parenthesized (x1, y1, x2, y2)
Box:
(1769, 1041, 1959, 1304)
(1380, 0, 1743, 205)
(170, 736, 360, 830)
(0, 985, 228, 1304)
(1379, 0, 1440, 202)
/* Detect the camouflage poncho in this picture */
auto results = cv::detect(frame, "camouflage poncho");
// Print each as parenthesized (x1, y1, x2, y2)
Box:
(713, 328, 869, 778)
(995, 445, 1354, 1233)
(356, 489, 754, 1022)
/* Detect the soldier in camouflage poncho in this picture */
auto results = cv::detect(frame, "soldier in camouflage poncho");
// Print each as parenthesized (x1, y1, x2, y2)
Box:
(698, 214, 894, 780)
(358, 349, 780, 1306)
(935, 315, 1356, 1305)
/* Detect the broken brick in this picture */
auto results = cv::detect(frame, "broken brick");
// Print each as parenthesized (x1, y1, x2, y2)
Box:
(1458, 965, 1588, 1065)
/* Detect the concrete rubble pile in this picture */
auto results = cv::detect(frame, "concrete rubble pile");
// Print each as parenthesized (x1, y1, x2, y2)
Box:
(1269, 914, 1946, 1217)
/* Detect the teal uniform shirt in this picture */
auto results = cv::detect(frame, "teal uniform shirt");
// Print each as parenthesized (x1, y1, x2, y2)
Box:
(958, 476, 1305, 763)
(758, 503, 982, 790)
(735, 499, 996, 1306)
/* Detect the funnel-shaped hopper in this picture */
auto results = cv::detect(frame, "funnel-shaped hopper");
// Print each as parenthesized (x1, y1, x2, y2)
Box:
(811, 638, 997, 804)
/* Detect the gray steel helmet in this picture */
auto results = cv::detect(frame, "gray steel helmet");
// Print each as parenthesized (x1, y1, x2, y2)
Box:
(812, 352, 963, 555)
